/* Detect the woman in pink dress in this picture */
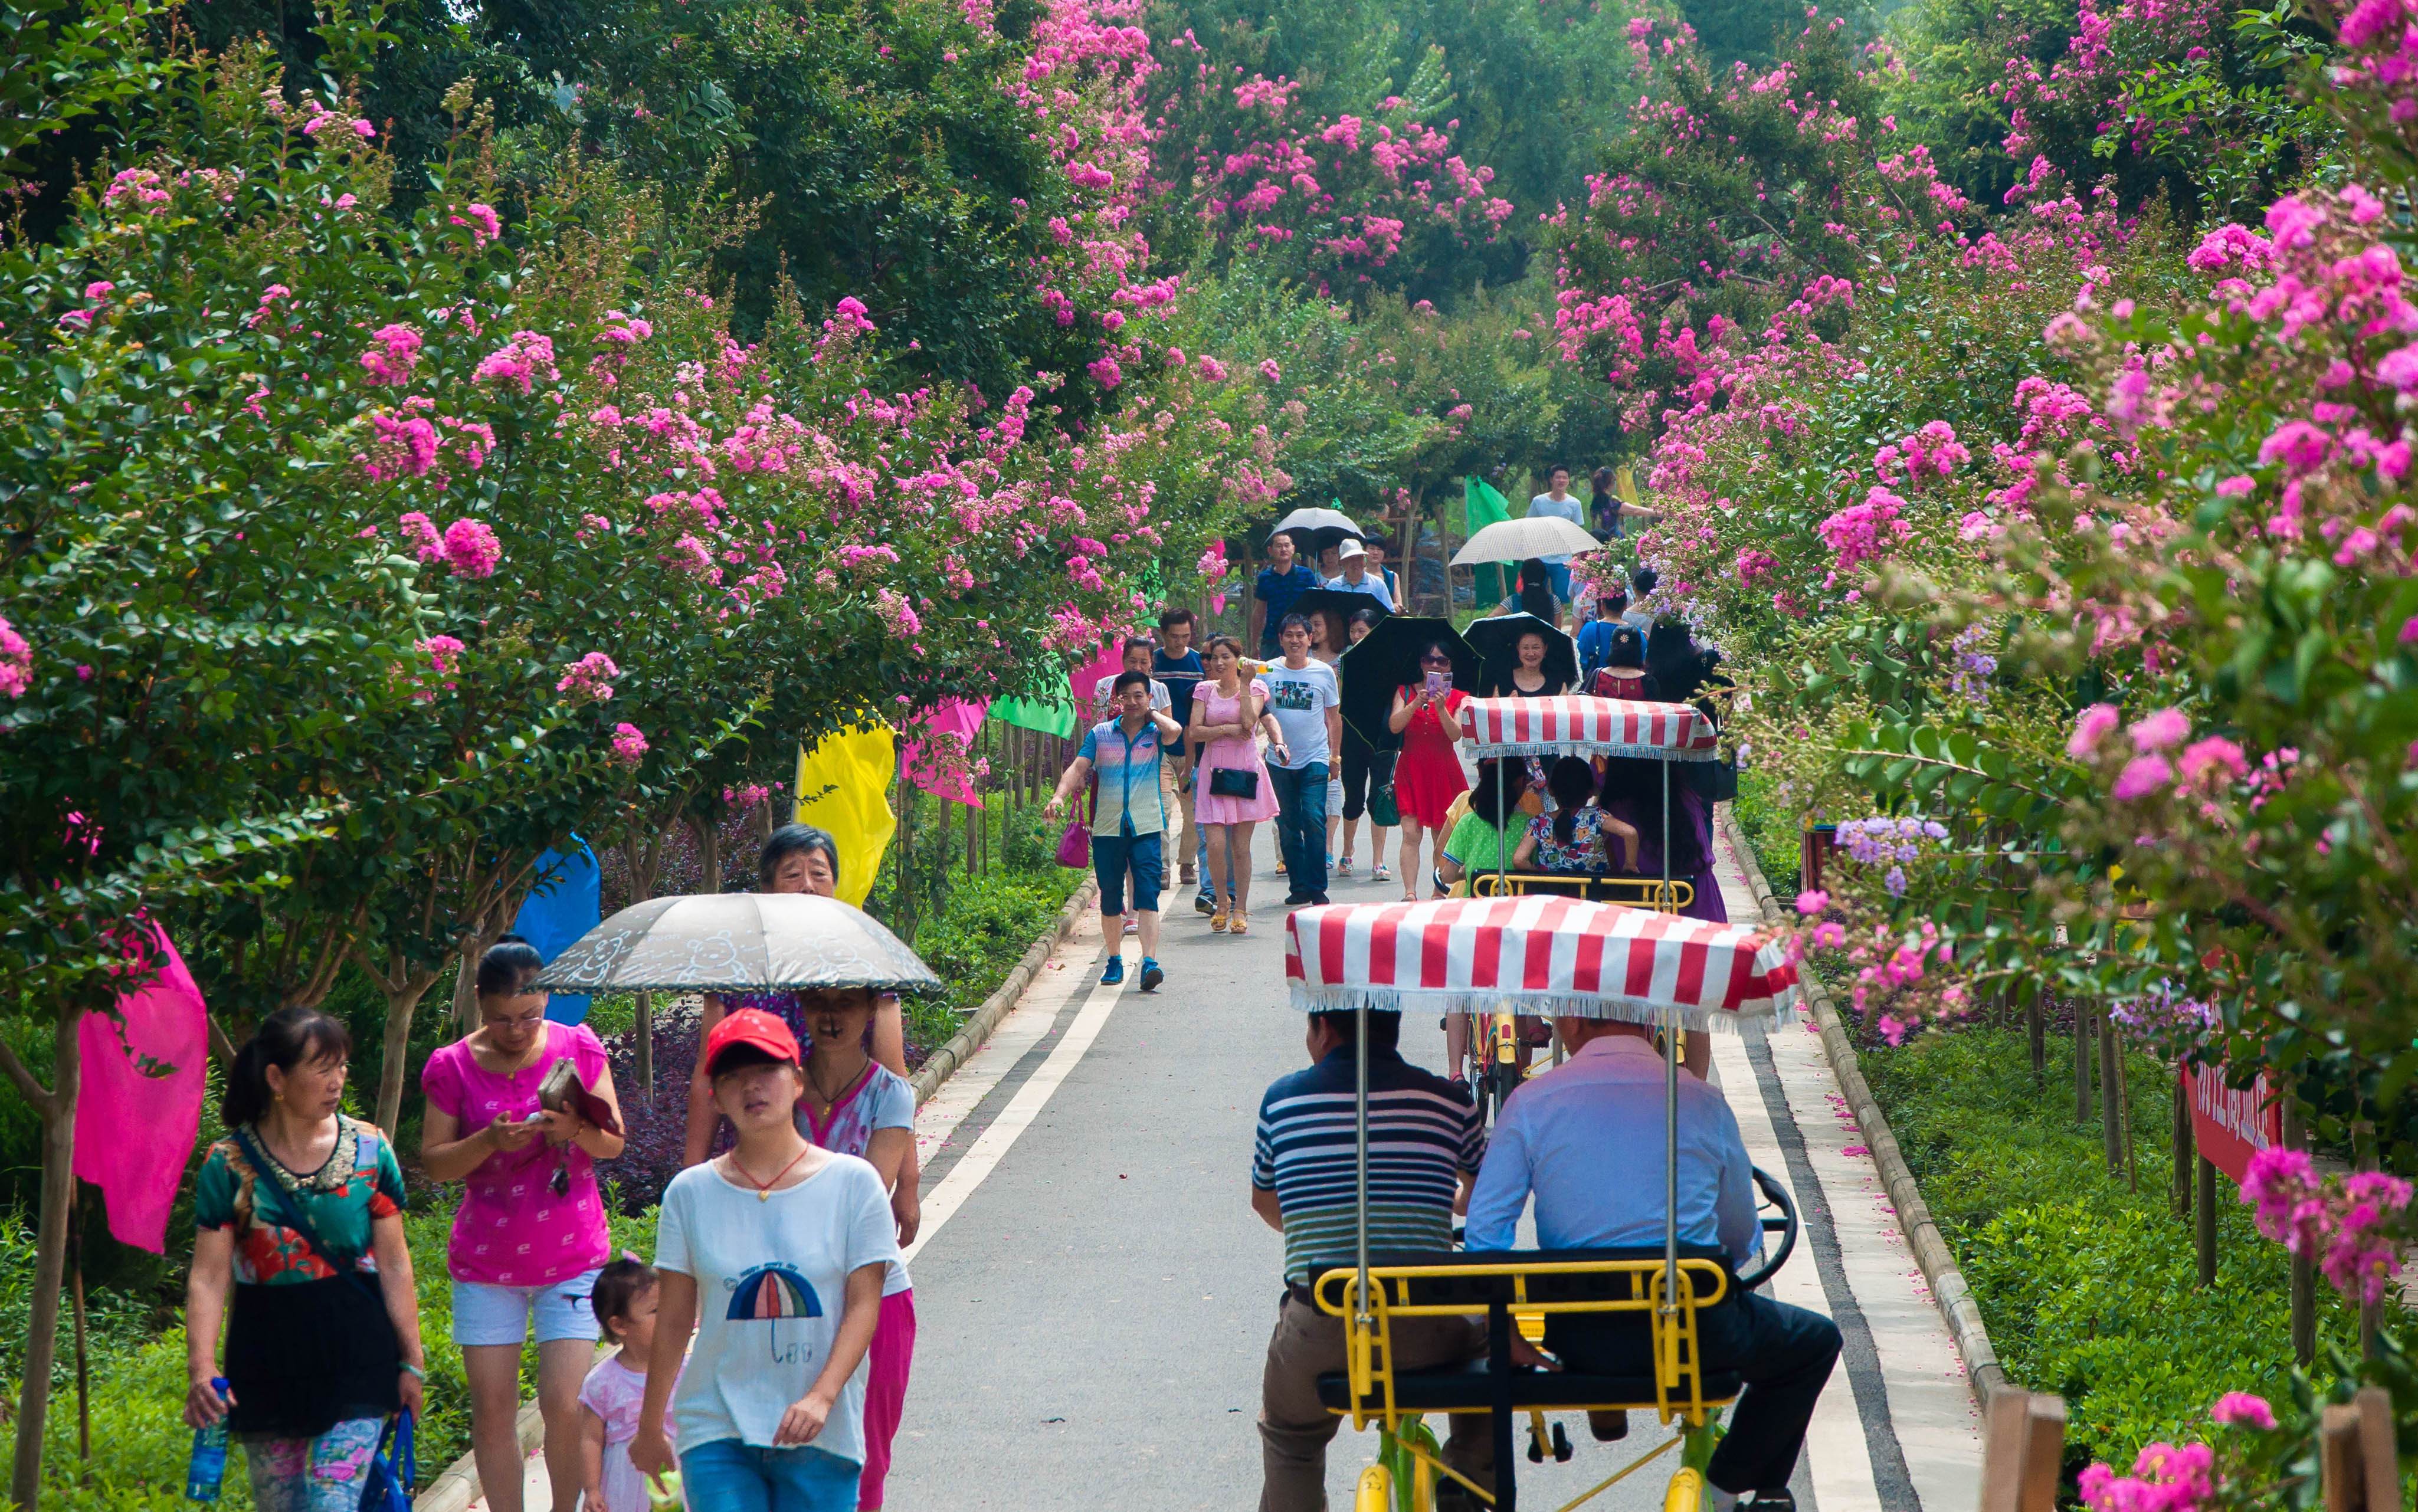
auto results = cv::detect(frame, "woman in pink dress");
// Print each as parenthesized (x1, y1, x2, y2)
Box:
(1187, 634, 1280, 935)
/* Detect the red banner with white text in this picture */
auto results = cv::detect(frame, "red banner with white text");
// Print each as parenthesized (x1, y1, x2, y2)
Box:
(2182, 1061, 2283, 1184)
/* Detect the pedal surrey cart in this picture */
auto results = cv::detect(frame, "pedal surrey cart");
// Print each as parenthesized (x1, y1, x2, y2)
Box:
(1450, 693, 1721, 1119)
(1282, 779, 1800, 1511)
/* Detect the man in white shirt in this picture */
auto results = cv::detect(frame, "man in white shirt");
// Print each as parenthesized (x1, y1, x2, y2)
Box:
(1322, 539, 1396, 611)
(1262, 615, 1342, 906)
(1528, 465, 1587, 606)
(1093, 637, 1173, 718)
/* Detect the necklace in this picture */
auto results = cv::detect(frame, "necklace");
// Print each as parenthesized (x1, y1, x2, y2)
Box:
(728, 1142, 814, 1202)
(805, 1057, 867, 1110)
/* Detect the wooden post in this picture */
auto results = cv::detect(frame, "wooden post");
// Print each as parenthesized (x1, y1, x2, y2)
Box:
(1978, 1389, 2066, 1512)
(2026, 992, 2045, 1087)
(2099, 1011, 2123, 1172)
(2285, 1091, 2315, 1366)
(70, 1213, 88, 1462)
(2074, 1001, 2093, 1125)
(2318, 1388, 2400, 1512)
(2196, 1155, 2219, 1286)
(2173, 1078, 2193, 1220)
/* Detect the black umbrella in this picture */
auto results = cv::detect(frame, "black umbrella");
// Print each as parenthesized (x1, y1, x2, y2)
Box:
(1285, 588, 1391, 652)
(1466, 612, 1580, 696)
(1338, 615, 1479, 749)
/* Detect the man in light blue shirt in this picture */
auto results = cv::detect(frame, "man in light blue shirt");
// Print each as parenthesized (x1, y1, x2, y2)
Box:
(1045, 672, 1183, 992)
(1526, 466, 1588, 605)
(1323, 538, 1396, 611)
(1466, 1018, 1839, 1512)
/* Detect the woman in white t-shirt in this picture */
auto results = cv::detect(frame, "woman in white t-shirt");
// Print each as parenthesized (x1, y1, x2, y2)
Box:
(632, 1009, 900, 1511)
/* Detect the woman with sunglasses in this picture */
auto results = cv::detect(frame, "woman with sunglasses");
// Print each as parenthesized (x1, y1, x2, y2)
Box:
(1385, 642, 1470, 901)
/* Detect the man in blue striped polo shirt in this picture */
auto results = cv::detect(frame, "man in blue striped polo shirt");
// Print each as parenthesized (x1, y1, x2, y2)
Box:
(1046, 670, 1183, 991)
(1249, 1009, 1493, 1510)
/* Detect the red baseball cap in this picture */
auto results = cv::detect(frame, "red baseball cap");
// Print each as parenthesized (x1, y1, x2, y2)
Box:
(705, 1008, 800, 1075)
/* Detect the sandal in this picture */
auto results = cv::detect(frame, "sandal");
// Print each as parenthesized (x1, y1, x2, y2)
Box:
(1210, 907, 1230, 933)
(1373, 862, 1392, 883)
(1336, 855, 1354, 875)
(1229, 912, 1251, 936)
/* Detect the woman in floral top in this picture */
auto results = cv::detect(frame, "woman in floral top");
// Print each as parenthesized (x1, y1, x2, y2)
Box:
(1515, 756, 1640, 877)
(185, 1008, 425, 1512)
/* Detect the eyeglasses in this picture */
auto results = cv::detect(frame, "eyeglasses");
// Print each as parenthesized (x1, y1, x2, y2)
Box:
(1420, 654, 1452, 666)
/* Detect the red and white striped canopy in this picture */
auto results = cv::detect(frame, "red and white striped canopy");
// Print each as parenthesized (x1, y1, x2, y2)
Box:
(1285, 896, 1798, 1030)
(1460, 695, 1719, 761)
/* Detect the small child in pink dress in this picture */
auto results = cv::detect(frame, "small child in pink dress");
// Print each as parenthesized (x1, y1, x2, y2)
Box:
(578, 1257, 682, 1512)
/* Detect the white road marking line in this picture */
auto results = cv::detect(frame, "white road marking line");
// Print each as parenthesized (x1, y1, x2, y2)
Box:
(903, 958, 1132, 1267)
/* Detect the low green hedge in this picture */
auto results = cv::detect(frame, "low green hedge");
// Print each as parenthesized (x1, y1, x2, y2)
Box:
(1860, 1026, 2371, 1464)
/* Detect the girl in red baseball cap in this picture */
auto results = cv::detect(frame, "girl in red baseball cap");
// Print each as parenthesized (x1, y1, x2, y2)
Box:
(630, 1008, 902, 1510)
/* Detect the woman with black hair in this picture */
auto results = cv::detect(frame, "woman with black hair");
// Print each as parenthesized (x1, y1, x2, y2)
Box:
(185, 1008, 427, 1508)
(1646, 621, 1706, 707)
(1587, 625, 1659, 700)
(1482, 628, 1571, 699)
(1387, 639, 1471, 901)
(1492, 557, 1563, 628)
(422, 939, 625, 1512)
(1599, 755, 1726, 923)
(1513, 757, 1640, 877)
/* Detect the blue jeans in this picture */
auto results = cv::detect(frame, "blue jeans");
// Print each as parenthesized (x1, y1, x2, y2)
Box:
(680, 1439, 860, 1512)
(1267, 762, 1330, 899)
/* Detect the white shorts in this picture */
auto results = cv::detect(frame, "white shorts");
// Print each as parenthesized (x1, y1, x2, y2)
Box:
(450, 1268, 604, 1347)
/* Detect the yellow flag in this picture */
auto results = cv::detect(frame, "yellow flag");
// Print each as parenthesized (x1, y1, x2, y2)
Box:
(1614, 465, 1641, 506)
(792, 724, 896, 908)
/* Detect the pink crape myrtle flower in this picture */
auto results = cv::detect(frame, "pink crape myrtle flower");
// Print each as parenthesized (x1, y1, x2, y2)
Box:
(2209, 1392, 2275, 1431)
(398, 511, 445, 563)
(1794, 889, 1830, 916)
(2111, 755, 2174, 801)
(2068, 703, 2121, 757)
(611, 723, 648, 766)
(2129, 707, 2190, 752)
(0, 615, 31, 697)
(359, 323, 422, 386)
(473, 330, 559, 394)
(441, 518, 502, 579)
(450, 202, 503, 245)
(2177, 738, 2247, 786)
(555, 651, 620, 703)
(2079, 1442, 2214, 1512)
(418, 635, 466, 675)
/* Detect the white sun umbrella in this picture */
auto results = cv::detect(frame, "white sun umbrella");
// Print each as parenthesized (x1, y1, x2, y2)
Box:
(532, 893, 941, 995)
(1450, 514, 1604, 566)
(1267, 506, 1366, 552)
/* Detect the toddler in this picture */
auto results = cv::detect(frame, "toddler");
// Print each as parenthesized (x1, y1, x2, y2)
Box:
(578, 1255, 682, 1512)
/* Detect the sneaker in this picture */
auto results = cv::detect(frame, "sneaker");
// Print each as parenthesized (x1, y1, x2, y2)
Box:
(1100, 956, 1125, 986)
(1283, 893, 1308, 907)
(1122, 913, 1139, 935)
(1138, 957, 1165, 992)
(1309, 893, 1331, 906)
(1194, 891, 1216, 916)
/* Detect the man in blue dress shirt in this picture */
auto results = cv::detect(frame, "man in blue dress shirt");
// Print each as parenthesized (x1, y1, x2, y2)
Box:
(1466, 1016, 1839, 1512)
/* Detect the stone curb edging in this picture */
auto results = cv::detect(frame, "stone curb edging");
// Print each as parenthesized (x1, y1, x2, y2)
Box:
(412, 874, 1100, 1511)
(1719, 803, 2011, 1409)
(910, 875, 1099, 1107)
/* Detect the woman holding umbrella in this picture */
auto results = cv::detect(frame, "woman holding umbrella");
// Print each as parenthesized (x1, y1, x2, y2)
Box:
(1386, 641, 1470, 902)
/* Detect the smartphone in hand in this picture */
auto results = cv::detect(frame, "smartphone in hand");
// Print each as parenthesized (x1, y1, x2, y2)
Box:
(1424, 670, 1449, 697)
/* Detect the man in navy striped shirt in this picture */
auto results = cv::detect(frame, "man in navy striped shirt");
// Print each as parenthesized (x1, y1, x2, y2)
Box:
(1250, 1010, 1492, 1510)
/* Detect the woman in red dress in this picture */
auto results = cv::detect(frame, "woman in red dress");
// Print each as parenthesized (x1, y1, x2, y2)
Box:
(1386, 641, 1470, 900)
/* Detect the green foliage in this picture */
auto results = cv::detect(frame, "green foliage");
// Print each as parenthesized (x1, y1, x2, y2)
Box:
(1730, 767, 1803, 897)
(1863, 1027, 2369, 1464)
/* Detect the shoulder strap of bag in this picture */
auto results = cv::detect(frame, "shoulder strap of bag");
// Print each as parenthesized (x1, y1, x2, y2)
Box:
(231, 1125, 386, 1308)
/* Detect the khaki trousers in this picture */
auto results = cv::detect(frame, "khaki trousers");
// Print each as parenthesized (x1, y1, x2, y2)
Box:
(1259, 1295, 1493, 1511)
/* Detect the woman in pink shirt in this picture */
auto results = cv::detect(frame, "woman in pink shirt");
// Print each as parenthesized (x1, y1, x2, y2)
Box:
(421, 939, 625, 1512)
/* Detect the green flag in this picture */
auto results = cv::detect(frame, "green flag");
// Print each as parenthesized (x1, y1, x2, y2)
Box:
(991, 694, 1076, 738)
(1465, 476, 1513, 609)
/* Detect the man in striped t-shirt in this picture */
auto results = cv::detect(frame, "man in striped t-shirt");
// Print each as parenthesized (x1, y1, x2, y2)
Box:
(1249, 1010, 1493, 1510)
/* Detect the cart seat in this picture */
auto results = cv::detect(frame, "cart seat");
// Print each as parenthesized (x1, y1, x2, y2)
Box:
(1316, 1360, 1742, 1414)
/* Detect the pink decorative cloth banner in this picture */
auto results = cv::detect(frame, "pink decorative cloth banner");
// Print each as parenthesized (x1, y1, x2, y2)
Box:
(73, 924, 209, 1252)
(902, 698, 990, 807)
(1070, 641, 1123, 720)
(1283, 896, 1797, 1032)
(1458, 694, 1719, 762)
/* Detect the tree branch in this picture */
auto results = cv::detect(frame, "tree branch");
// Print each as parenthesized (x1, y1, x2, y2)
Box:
(0, 1034, 58, 1120)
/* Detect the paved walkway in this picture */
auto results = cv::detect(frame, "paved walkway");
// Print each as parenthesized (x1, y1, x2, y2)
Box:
(468, 821, 1980, 1510)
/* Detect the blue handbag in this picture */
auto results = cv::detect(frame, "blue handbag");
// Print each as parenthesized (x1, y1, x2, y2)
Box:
(359, 1412, 414, 1512)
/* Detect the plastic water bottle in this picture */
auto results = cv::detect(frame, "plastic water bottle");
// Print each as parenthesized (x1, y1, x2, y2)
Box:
(184, 1378, 231, 1503)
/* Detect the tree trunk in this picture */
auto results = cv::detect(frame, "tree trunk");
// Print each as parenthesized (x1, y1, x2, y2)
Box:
(8, 1018, 81, 1508)
(2073, 1002, 2093, 1124)
(2026, 992, 2045, 1086)
(2196, 1154, 2219, 1287)
(2099, 1011, 2124, 1175)
(2173, 1077, 2193, 1219)
(373, 971, 440, 1133)
(2285, 1093, 2316, 1366)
